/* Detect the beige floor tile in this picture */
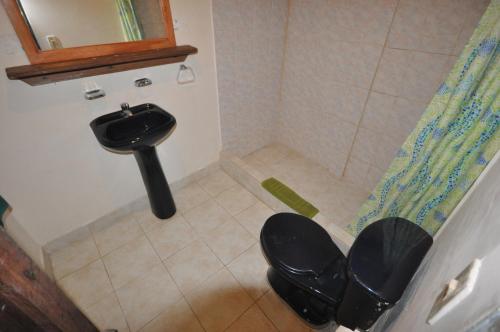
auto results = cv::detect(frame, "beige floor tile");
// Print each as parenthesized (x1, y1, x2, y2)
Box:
(235, 201, 275, 237)
(146, 214, 198, 260)
(90, 215, 144, 256)
(215, 185, 257, 216)
(116, 264, 182, 332)
(226, 304, 278, 332)
(83, 293, 130, 332)
(173, 183, 211, 212)
(183, 199, 233, 234)
(202, 220, 256, 265)
(58, 259, 114, 309)
(133, 206, 171, 233)
(258, 291, 311, 332)
(164, 240, 224, 295)
(139, 298, 204, 332)
(197, 169, 238, 196)
(49, 229, 100, 280)
(186, 268, 253, 332)
(103, 236, 161, 290)
(228, 244, 269, 300)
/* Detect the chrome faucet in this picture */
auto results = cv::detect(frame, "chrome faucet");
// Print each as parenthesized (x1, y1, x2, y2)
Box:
(121, 103, 133, 116)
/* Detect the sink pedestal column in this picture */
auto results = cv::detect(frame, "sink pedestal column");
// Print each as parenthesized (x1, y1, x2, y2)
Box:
(133, 146, 176, 219)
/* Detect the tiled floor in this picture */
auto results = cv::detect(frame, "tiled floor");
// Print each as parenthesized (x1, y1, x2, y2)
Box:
(49, 170, 314, 332)
(242, 144, 370, 230)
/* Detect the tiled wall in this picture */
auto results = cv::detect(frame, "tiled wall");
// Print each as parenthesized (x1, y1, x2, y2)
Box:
(278, 0, 489, 189)
(278, 0, 396, 178)
(213, 0, 489, 191)
(213, 0, 288, 156)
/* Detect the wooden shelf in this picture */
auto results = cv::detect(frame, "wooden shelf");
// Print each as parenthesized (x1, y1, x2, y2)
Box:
(5, 45, 198, 86)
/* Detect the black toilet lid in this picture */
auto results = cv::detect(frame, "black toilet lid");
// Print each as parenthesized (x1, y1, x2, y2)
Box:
(261, 213, 344, 276)
(348, 217, 433, 303)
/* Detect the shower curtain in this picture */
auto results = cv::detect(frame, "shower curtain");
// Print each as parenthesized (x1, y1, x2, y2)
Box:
(116, 0, 143, 41)
(348, 0, 499, 237)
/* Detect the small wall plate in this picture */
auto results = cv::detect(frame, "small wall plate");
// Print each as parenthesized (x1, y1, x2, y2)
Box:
(134, 78, 152, 87)
(427, 259, 482, 325)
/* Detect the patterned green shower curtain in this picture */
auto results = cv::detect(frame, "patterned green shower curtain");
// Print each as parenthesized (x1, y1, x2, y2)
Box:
(116, 0, 143, 41)
(348, 0, 500, 237)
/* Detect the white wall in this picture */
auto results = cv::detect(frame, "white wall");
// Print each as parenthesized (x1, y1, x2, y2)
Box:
(0, 0, 220, 246)
(20, 0, 124, 50)
(4, 213, 44, 267)
(373, 152, 500, 331)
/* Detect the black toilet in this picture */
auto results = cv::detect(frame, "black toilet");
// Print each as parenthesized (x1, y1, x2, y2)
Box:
(260, 213, 433, 331)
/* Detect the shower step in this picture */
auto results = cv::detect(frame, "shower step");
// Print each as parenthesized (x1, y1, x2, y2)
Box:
(220, 151, 354, 254)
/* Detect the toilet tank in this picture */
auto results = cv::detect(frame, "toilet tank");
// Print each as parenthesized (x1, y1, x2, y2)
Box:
(336, 217, 433, 330)
(336, 278, 391, 330)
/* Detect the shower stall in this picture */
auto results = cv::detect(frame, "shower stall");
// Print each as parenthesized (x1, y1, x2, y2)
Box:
(212, 0, 491, 244)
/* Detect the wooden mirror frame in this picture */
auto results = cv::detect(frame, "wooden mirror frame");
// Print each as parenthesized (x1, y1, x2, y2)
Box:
(1, 0, 176, 64)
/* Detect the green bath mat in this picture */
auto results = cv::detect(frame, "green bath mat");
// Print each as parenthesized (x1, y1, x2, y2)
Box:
(262, 177, 319, 218)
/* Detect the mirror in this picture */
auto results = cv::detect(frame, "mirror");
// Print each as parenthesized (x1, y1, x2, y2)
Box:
(2, 0, 176, 64)
(18, 0, 168, 50)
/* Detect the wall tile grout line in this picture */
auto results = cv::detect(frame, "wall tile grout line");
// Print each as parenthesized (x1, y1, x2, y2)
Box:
(277, 0, 292, 109)
(341, 0, 402, 177)
(387, 46, 460, 57)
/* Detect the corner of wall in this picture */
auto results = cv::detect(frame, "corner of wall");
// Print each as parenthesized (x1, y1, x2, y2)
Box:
(3, 213, 46, 271)
(208, 0, 223, 155)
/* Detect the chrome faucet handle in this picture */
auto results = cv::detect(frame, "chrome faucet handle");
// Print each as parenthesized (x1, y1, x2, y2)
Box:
(120, 103, 130, 110)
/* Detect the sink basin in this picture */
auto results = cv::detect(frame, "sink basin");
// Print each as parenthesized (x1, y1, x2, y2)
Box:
(90, 103, 176, 153)
(90, 103, 177, 219)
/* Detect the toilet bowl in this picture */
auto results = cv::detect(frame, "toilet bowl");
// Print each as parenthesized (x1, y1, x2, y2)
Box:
(260, 213, 433, 331)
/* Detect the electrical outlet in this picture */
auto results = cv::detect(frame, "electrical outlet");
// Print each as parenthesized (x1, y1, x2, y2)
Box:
(427, 259, 482, 325)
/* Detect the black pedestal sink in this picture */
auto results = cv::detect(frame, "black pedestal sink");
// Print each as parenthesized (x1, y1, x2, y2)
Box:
(90, 103, 177, 219)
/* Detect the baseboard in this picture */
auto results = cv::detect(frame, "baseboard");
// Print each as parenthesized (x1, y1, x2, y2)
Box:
(42, 160, 221, 276)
